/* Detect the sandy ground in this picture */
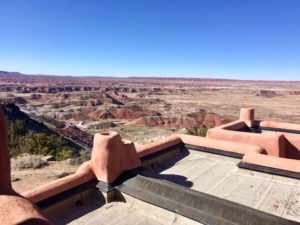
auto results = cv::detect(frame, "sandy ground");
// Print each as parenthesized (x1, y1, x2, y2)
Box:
(156, 90, 300, 123)
(12, 161, 78, 193)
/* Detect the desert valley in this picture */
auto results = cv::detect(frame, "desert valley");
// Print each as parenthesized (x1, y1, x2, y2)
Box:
(0, 71, 300, 187)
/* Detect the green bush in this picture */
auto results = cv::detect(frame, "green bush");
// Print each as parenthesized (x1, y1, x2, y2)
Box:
(187, 124, 214, 137)
(55, 148, 74, 161)
(8, 119, 76, 160)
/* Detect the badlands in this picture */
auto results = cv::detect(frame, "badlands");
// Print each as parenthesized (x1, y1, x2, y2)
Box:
(1, 71, 300, 192)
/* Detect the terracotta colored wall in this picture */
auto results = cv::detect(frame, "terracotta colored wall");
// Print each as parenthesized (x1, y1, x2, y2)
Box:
(242, 151, 300, 173)
(136, 135, 182, 158)
(91, 131, 141, 184)
(217, 120, 246, 131)
(177, 134, 264, 155)
(0, 109, 11, 193)
(281, 133, 300, 160)
(23, 161, 95, 203)
(260, 120, 300, 131)
(207, 128, 285, 157)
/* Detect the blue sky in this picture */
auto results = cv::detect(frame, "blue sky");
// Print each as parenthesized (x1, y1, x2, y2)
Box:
(0, 0, 299, 80)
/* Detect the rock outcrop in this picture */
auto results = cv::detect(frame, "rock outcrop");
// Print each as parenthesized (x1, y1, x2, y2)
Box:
(129, 109, 230, 128)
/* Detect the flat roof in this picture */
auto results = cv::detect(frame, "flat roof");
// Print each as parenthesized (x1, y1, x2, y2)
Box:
(49, 148, 300, 224)
(159, 149, 300, 222)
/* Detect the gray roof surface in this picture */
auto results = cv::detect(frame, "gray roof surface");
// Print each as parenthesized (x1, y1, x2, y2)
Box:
(160, 149, 300, 222)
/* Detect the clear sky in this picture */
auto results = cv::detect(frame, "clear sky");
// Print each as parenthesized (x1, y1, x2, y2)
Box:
(0, 0, 299, 80)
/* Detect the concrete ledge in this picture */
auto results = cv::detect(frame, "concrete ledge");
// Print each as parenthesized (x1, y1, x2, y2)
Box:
(118, 175, 297, 225)
(238, 162, 300, 179)
(207, 127, 285, 157)
(261, 126, 300, 134)
(185, 144, 244, 158)
(242, 151, 300, 174)
(36, 181, 97, 210)
(260, 121, 300, 131)
(136, 135, 182, 158)
(23, 161, 95, 203)
(178, 134, 265, 156)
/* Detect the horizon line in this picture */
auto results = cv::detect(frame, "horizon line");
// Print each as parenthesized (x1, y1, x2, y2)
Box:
(1, 69, 299, 83)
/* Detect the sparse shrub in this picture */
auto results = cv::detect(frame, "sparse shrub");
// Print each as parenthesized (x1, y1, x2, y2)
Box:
(68, 150, 91, 166)
(12, 154, 45, 170)
(56, 172, 72, 178)
(55, 148, 74, 161)
(187, 124, 214, 137)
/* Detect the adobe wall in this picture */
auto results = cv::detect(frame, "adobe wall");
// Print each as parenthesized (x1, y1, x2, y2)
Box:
(242, 151, 300, 173)
(260, 120, 300, 131)
(23, 161, 95, 203)
(0, 108, 51, 225)
(91, 131, 141, 184)
(207, 108, 300, 158)
(207, 128, 285, 157)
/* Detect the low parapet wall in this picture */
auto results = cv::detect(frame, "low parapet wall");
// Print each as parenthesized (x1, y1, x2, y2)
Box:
(207, 108, 300, 175)
(260, 120, 300, 131)
(136, 135, 182, 158)
(177, 134, 264, 156)
(20, 131, 266, 205)
(207, 126, 286, 157)
(19, 121, 300, 206)
(242, 150, 300, 173)
(23, 161, 95, 203)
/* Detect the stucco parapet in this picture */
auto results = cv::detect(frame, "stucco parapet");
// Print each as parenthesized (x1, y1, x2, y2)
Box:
(136, 134, 182, 158)
(91, 131, 141, 184)
(23, 161, 95, 203)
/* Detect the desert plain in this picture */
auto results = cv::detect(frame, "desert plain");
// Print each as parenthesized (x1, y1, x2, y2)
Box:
(1, 71, 300, 192)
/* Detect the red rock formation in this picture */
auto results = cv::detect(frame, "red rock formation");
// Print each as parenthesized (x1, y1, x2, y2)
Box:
(85, 100, 99, 107)
(129, 110, 230, 128)
(87, 110, 115, 120)
(99, 111, 115, 119)
(108, 105, 160, 120)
